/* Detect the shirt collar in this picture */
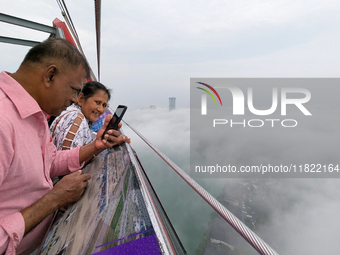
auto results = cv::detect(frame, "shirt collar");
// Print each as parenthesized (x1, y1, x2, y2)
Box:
(0, 71, 43, 119)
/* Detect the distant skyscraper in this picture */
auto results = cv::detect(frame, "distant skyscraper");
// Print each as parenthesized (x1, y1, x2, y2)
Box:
(169, 97, 176, 111)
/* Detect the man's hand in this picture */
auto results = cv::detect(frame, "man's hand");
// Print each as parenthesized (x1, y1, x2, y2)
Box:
(20, 170, 91, 234)
(51, 170, 91, 208)
(95, 114, 131, 149)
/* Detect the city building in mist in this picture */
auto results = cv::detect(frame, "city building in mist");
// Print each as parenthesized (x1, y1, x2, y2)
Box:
(169, 97, 176, 111)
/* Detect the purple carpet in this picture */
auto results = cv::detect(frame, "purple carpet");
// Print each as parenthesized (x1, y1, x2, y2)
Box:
(91, 234, 162, 255)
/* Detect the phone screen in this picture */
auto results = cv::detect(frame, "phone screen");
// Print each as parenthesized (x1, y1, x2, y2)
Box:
(102, 105, 127, 140)
(115, 108, 124, 117)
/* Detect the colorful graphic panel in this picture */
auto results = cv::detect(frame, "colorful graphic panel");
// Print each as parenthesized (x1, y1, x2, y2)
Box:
(38, 144, 161, 255)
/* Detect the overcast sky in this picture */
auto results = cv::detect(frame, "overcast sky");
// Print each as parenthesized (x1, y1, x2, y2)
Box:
(1, 0, 340, 109)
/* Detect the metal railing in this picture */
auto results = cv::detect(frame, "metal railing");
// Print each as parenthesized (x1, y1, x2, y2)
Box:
(0, 13, 64, 46)
(123, 120, 280, 255)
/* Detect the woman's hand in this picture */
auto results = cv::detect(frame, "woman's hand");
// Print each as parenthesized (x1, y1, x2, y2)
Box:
(95, 114, 131, 149)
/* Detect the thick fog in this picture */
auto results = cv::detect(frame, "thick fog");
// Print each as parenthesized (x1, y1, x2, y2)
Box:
(123, 107, 340, 254)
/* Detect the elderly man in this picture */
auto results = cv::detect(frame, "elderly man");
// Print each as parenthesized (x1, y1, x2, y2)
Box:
(0, 38, 129, 255)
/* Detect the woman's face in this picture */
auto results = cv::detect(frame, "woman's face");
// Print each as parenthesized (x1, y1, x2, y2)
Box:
(78, 90, 109, 122)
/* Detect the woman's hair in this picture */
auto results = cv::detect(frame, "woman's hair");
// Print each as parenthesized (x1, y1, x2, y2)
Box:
(81, 81, 111, 101)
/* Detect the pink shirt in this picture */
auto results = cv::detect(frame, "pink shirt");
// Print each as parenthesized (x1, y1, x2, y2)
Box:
(0, 71, 84, 255)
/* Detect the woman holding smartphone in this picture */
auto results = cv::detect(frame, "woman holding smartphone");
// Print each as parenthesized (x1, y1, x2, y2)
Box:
(50, 81, 111, 150)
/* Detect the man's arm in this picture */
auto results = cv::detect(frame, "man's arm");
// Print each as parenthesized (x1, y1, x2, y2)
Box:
(0, 171, 90, 254)
(0, 122, 23, 254)
(20, 170, 90, 234)
(0, 213, 23, 255)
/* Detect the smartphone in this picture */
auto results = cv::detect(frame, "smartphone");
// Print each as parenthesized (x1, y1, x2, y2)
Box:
(102, 105, 127, 140)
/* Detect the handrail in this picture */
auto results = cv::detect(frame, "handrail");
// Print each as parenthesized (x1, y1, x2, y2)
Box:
(123, 119, 280, 255)
(0, 13, 64, 38)
(0, 36, 40, 47)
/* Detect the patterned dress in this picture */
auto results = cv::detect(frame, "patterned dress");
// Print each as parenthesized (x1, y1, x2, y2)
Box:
(50, 104, 93, 150)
